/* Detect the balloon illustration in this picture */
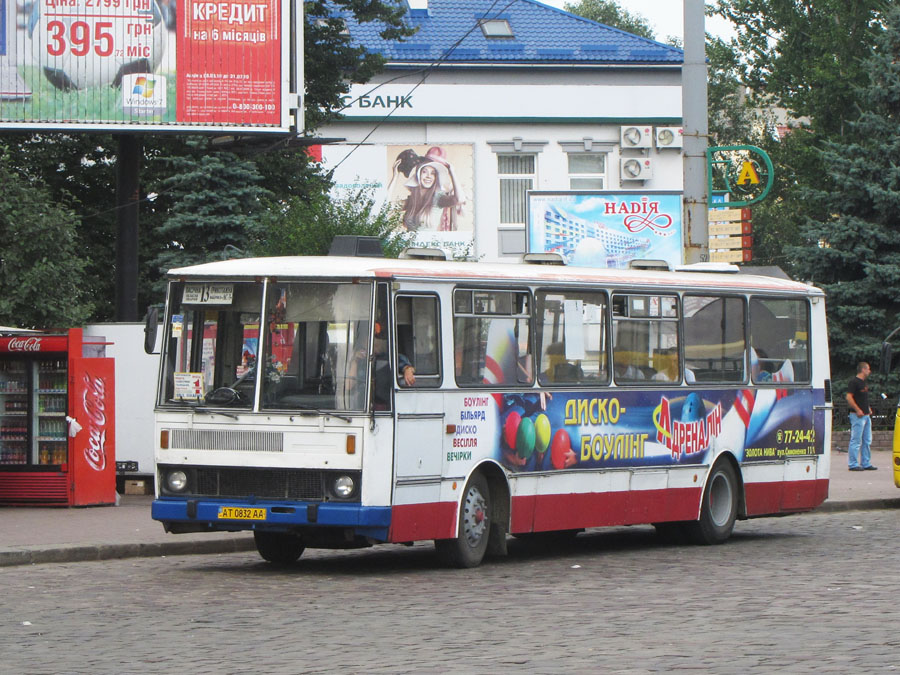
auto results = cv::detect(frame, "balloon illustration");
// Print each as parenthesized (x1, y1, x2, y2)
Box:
(551, 429, 576, 469)
(534, 414, 551, 453)
(504, 411, 521, 449)
(516, 416, 536, 459)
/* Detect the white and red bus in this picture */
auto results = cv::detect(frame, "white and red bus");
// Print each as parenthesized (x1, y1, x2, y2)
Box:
(149, 251, 831, 567)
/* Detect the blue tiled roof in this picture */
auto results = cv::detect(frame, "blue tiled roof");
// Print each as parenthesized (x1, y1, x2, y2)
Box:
(342, 0, 683, 65)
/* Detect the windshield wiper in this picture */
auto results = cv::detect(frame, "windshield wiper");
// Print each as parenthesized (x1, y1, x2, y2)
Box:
(292, 405, 352, 423)
(180, 400, 239, 420)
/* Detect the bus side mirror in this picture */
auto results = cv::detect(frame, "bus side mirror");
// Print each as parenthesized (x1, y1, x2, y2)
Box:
(144, 306, 159, 355)
(881, 341, 892, 377)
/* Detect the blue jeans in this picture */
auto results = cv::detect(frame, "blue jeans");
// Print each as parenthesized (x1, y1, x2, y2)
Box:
(848, 414, 872, 468)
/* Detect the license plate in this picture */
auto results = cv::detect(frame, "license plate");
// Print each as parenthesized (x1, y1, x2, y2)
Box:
(217, 506, 267, 521)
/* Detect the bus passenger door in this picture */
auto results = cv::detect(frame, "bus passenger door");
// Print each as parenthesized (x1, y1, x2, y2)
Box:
(390, 293, 448, 541)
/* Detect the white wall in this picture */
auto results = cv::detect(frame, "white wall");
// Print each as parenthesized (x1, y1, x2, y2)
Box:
(320, 67, 685, 263)
(83, 323, 159, 476)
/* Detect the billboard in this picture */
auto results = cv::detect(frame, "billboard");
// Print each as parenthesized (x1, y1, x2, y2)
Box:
(528, 191, 684, 269)
(0, 0, 296, 131)
(323, 143, 476, 257)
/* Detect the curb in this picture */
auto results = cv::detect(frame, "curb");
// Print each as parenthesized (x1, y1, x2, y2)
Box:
(0, 537, 255, 568)
(815, 498, 900, 513)
(2, 500, 900, 567)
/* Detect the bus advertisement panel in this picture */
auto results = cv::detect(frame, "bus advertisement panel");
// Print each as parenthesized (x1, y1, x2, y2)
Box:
(450, 387, 823, 476)
(0, 0, 293, 131)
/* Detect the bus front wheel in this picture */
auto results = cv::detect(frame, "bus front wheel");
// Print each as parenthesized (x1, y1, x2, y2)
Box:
(254, 531, 305, 564)
(435, 473, 491, 568)
(686, 461, 738, 545)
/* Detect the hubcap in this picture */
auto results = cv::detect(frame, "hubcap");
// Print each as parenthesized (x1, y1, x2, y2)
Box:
(709, 471, 734, 527)
(462, 486, 488, 547)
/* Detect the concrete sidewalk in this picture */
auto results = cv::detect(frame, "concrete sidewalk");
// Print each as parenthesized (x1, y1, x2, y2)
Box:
(1, 448, 897, 567)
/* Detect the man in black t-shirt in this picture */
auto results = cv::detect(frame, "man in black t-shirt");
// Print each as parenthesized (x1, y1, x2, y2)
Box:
(846, 361, 876, 471)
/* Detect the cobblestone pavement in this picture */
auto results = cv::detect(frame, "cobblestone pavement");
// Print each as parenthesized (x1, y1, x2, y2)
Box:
(1, 509, 898, 674)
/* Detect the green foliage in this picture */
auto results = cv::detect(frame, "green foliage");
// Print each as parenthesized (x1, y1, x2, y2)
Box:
(710, 0, 886, 137)
(563, 0, 655, 40)
(252, 189, 411, 258)
(303, 0, 415, 129)
(0, 149, 93, 329)
(151, 140, 273, 290)
(788, 5, 900, 384)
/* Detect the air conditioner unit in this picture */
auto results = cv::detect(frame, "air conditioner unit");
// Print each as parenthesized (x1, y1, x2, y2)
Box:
(655, 126, 684, 149)
(620, 125, 653, 149)
(620, 157, 653, 180)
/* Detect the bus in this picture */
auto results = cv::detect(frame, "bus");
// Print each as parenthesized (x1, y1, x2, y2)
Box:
(148, 251, 831, 567)
(878, 329, 900, 488)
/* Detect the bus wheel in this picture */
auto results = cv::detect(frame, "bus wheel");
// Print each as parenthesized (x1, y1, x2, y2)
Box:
(254, 531, 305, 564)
(435, 473, 491, 568)
(686, 461, 738, 545)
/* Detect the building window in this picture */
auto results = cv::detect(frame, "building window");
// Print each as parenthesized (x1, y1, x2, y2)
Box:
(568, 153, 606, 190)
(498, 154, 535, 225)
(480, 19, 513, 38)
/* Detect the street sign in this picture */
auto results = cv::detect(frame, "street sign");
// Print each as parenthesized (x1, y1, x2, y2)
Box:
(709, 249, 752, 263)
(709, 221, 752, 235)
(709, 235, 753, 249)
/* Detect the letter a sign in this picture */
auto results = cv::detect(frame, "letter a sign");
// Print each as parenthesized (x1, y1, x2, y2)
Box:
(736, 161, 760, 185)
(706, 145, 774, 207)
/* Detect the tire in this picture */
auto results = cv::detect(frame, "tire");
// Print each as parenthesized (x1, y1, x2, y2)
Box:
(435, 473, 491, 568)
(254, 531, 305, 564)
(686, 461, 739, 545)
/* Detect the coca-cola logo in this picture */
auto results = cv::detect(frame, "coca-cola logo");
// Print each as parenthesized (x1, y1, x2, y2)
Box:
(82, 373, 108, 472)
(8, 337, 42, 351)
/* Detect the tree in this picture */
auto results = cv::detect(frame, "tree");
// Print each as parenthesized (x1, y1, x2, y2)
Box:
(252, 189, 411, 258)
(709, 1, 886, 277)
(710, 0, 885, 138)
(563, 0, 655, 40)
(151, 141, 274, 293)
(0, 149, 93, 328)
(788, 5, 900, 385)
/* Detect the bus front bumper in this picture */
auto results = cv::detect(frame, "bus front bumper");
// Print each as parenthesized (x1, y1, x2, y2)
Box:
(152, 498, 392, 542)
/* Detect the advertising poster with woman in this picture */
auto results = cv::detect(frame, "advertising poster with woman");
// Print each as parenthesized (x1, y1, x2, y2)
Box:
(386, 144, 474, 255)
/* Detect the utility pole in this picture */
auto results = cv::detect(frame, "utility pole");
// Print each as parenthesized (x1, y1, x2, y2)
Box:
(115, 134, 141, 322)
(682, 0, 709, 263)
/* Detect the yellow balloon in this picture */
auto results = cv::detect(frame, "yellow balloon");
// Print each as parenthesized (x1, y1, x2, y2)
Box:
(535, 414, 551, 452)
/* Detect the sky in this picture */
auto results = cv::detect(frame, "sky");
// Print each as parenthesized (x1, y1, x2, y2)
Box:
(539, 0, 737, 43)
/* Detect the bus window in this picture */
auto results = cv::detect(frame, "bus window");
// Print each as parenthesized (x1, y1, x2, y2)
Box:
(260, 281, 372, 411)
(612, 293, 679, 383)
(749, 297, 810, 383)
(159, 281, 263, 408)
(453, 289, 533, 387)
(536, 290, 608, 385)
(395, 295, 441, 387)
(683, 295, 746, 383)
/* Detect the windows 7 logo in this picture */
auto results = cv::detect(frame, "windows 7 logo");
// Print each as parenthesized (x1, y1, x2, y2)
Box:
(132, 77, 156, 99)
(122, 74, 166, 117)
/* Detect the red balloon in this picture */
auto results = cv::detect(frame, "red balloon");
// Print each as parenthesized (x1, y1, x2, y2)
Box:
(551, 429, 571, 470)
(504, 411, 521, 449)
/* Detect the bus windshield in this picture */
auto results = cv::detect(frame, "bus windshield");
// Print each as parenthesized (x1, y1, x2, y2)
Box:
(159, 280, 373, 412)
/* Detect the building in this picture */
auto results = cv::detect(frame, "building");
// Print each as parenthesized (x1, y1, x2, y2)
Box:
(319, 0, 686, 265)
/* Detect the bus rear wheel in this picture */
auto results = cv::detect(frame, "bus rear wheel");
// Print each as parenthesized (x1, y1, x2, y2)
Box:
(686, 461, 738, 545)
(254, 531, 305, 564)
(435, 473, 491, 568)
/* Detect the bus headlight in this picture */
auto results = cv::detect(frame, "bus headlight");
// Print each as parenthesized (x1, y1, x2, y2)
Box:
(333, 475, 355, 499)
(167, 470, 189, 493)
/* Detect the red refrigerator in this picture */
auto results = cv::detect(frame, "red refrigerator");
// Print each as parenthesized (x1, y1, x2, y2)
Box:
(0, 328, 116, 506)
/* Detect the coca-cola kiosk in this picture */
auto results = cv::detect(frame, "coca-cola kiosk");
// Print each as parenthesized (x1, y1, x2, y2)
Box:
(0, 328, 116, 506)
